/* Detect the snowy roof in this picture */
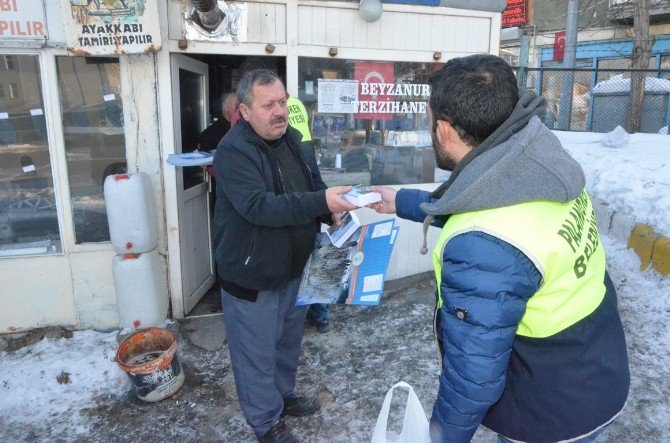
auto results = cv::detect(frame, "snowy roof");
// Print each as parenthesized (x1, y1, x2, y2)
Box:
(592, 74, 670, 94)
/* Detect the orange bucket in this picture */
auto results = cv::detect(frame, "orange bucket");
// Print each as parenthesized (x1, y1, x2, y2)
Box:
(116, 327, 184, 402)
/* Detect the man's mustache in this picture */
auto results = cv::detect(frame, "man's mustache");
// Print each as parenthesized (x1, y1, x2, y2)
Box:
(271, 117, 287, 124)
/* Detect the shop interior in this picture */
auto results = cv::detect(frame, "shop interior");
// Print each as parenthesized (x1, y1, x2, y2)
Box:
(297, 57, 438, 187)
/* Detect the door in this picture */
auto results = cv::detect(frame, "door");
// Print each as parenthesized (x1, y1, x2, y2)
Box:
(171, 54, 214, 314)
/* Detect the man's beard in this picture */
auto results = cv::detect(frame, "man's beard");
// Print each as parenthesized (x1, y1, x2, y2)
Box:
(432, 132, 457, 171)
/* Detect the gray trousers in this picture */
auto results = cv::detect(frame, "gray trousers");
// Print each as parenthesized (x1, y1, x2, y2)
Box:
(220, 277, 307, 438)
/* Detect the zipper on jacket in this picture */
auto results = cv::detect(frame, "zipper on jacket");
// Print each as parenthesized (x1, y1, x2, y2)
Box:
(245, 227, 258, 265)
(275, 163, 287, 194)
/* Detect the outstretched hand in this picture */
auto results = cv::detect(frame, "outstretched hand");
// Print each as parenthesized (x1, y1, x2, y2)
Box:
(325, 186, 359, 213)
(367, 186, 397, 214)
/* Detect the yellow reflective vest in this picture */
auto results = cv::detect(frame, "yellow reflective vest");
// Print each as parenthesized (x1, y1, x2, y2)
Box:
(433, 190, 606, 338)
(287, 96, 311, 142)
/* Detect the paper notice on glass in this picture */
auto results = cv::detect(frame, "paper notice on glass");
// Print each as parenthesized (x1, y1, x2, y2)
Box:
(317, 79, 359, 113)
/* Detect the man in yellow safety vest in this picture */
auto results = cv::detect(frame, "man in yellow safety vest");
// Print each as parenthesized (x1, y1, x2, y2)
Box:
(370, 54, 629, 443)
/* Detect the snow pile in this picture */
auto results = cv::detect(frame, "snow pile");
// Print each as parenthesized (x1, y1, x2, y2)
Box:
(600, 125, 629, 148)
(592, 74, 670, 94)
(0, 330, 129, 437)
(555, 131, 670, 237)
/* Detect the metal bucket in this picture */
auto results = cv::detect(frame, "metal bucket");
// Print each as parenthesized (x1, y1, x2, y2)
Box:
(116, 327, 185, 402)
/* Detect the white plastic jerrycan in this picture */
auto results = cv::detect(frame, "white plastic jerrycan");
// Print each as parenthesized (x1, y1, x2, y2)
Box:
(104, 172, 158, 255)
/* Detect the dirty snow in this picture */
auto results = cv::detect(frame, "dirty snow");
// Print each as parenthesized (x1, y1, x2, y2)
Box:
(1, 130, 669, 441)
(0, 330, 128, 437)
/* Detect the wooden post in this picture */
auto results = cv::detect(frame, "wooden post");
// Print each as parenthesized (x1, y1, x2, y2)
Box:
(625, 0, 654, 134)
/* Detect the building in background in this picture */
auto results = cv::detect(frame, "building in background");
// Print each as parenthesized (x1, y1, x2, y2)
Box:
(0, 0, 504, 332)
(501, 0, 670, 70)
(499, 0, 670, 133)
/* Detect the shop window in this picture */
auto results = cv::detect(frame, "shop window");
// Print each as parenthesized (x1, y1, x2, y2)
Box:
(9, 83, 18, 99)
(4, 55, 15, 70)
(56, 56, 126, 244)
(298, 57, 439, 186)
(0, 55, 61, 257)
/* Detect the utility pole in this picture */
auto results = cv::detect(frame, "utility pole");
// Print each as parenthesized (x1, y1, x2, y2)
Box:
(625, 0, 653, 134)
(517, 28, 531, 91)
(557, 0, 579, 131)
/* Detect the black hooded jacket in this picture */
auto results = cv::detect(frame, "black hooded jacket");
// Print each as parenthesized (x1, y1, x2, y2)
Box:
(212, 118, 331, 300)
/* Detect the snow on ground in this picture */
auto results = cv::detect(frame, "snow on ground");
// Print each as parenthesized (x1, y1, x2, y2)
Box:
(0, 233, 668, 442)
(0, 330, 129, 437)
(556, 130, 670, 236)
(0, 130, 668, 441)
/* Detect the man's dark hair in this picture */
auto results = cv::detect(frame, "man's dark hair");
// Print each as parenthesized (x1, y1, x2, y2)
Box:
(236, 69, 282, 107)
(428, 54, 518, 147)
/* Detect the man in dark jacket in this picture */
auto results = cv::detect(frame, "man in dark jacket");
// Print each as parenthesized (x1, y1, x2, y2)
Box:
(370, 54, 629, 442)
(213, 69, 357, 443)
(198, 91, 239, 151)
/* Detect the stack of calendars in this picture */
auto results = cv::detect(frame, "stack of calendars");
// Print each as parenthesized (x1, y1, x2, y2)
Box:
(296, 219, 398, 306)
(325, 211, 360, 248)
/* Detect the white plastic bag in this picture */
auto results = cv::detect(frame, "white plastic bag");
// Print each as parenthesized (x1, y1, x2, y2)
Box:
(371, 381, 431, 443)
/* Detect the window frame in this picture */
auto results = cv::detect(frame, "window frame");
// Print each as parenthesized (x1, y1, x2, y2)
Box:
(0, 49, 66, 258)
(0, 48, 130, 257)
(55, 55, 127, 245)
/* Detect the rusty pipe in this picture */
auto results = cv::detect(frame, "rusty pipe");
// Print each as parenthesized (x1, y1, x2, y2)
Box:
(189, 0, 225, 32)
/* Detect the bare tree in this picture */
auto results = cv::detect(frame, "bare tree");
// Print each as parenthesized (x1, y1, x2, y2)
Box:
(625, 0, 654, 133)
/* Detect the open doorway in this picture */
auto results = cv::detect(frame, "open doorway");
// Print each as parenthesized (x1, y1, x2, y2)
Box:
(180, 54, 286, 317)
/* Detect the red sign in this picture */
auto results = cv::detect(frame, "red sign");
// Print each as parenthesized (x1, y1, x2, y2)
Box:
(502, 0, 527, 28)
(554, 31, 567, 61)
(354, 62, 394, 120)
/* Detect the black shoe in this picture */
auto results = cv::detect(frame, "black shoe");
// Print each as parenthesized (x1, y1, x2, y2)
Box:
(281, 395, 321, 417)
(315, 321, 331, 334)
(258, 419, 298, 443)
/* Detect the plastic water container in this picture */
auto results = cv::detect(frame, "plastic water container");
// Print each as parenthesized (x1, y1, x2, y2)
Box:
(104, 172, 158, 255)
(113, 250, 169, 330)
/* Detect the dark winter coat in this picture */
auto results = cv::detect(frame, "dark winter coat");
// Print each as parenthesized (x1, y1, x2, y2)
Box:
(212, 118, 330, 300)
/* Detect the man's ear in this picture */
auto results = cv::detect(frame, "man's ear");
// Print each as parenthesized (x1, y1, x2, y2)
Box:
(435, 120, 452, 146)
(239, 103, 250, 121)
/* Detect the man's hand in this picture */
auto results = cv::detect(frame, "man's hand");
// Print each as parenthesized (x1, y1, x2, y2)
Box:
(367, 186, 397, 214)
(325, 186, 359, 213)
(332, 212, 344, 226)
